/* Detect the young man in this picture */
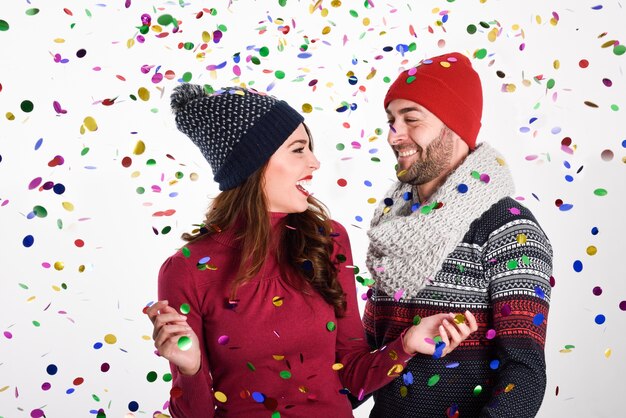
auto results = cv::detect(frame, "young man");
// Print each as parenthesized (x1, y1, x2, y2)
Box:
(361, 52, 553, 417)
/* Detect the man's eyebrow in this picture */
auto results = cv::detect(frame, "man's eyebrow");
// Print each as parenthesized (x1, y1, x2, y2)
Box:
(385, 106, 424, 115)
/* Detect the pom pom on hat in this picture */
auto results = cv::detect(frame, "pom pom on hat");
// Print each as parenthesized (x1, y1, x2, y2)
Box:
(383, 52, 483, 150)
(171, 84, 304, 190)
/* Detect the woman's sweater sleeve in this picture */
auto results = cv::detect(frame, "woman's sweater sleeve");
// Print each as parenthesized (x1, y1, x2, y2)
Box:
(158, 254, 216, 418)
(330, 221, 414, 399)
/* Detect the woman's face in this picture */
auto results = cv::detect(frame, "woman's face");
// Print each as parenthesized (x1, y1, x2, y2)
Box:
(263, 124, 320, 213)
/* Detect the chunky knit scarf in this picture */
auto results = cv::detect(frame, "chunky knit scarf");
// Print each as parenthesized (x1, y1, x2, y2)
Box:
(366, 143, 515, 299)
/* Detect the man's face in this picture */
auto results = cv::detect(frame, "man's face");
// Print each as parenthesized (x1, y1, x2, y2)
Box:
(385, 98, 455, 185)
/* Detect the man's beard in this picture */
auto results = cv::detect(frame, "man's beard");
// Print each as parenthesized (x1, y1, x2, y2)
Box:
(397, 126, 454, 185)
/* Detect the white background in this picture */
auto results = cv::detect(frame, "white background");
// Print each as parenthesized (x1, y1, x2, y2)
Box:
(1, 1, 624, 417)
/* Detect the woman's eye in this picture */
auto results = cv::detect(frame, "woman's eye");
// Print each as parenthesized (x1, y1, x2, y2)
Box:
(294, 147, 305, 153)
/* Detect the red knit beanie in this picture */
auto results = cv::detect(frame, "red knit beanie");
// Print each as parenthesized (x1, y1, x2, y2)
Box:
(383, 52, 483, 150)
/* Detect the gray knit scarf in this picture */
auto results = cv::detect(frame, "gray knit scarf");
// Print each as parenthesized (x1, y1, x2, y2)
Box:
(366, 143, 515, 299)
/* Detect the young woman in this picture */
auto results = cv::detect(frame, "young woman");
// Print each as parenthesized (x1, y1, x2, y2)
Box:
(145, 84, 477, 418)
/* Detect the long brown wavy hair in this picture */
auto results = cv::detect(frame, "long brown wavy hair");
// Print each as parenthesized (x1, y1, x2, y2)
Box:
(181, 124, 347, 316)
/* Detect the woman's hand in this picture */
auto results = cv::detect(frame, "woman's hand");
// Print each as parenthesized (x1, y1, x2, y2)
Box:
(145, 300, 201, 375)
(402, 311, 478, 357)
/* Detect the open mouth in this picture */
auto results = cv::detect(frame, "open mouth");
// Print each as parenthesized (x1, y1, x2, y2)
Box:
(296, 176, 312, 196)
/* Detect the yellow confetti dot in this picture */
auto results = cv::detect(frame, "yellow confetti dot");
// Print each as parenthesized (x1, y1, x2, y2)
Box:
(62, 201, 75, 211)
(553, 60, 560, 69)
(142, 335, 151, 341)
(559, 348, 572, 353)
(440, 61, 451, 68)
(535, 15, 542, 24)
(272, 355, 285, 360)
(127, 38, 135, 49)
(363, 17, 370, 26)
(302, 103, 313, 113)
(322, 26, 331, 35)
(400, 386, 408, 397)
(454, 314, 466, 324)
(138, 87, 150, 101)
(504, 383, 515, 393)
(366, 69, 377, 80)
(202, 31, 211, 42)
(586, 246, 597, 256)
(54, 38, 66, 43)
(516, 234, 527, 245)
(605, 348, 612, 358)
(131, 171, 141, 178)
(298, 386, 309, 393)
(388, 350, 399, 361)
(505, 83, 517, 92)
(488, 28, 498, 42)
(331, 0, 341, 7)
(214, 391, 227, 403)
(54, 261, 65, 271)
(83, 116, 98, 132)
(27, 296, 36, 302)
(104, 334, 117, 344)
(133, 140, 146, 155)
(383, 206, 391, 214)
(6, 112, 15, 121)
(332, 363, 344, 371)
(52, 285, 61, 292)
(321, 8, 329, 17)
(496, 157, 506, 166)
(387, 364, 404, 377)
(152, 25, 163, 33)
(78, 265, 86, 273)
(367, 197, 377, 204)
(272, 296, 284, 307)
(550, 17, 558, 26)
(512, 24, 520, 30)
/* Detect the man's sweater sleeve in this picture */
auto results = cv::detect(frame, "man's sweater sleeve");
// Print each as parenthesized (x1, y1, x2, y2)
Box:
(480, 217, 553, 418)
(158, 254, 216, 418)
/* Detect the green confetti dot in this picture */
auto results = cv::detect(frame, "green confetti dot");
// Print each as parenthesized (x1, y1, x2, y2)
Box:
(0, 19, 9, 31)
(217, 24, 227, 32)
(467, 24, 477, 34)
(336, 143, 345, 151)
(427, 374, 440, 386)
(182, 247, 191, 257)
(275, 70, 286, 79)
(25, 8, 40, 16)
(182, 72, 192, 82)
(473, 385, 483, 396)
(594, 188, 608, 196)
(251, 56, 261, 65)
(521, 255, 530, 265)
(146, 371, 158, 382)
(163, 373, 172, 382)
(271, 412, 281, 418)
(279, 370, 292, 379)
(506, 259, 519, 270)
(81, 147, 90, 156)
(180, 303, 191, 314)
(157, 14, 175, 26)
(614, 44, 626, 56)
(92, 394, 100, 402)
(33, 205, 48, 218)
(326, 321, 336, 331)
(610, 104, 619, 111)
(32, 320, 41, 327)
(247, 361, 256, 371)
(374, 128, 383, 135)
(57, 219, 63, 229)
(279, 0, 287, 6)
(371, 157, 381, 162)
(177, 336, 192, 351)
(21, 100, 34, 113)
(412, 315, 421, 325)
(475, 48, 487, 59)
(136, 187, 145, 194)
(146, 159, 156, 166)
(183, 42, 194, 51)
(547, 79, 556, 89)
(259, 46, 270, 57)
(349, 10, 359, 17)
(406, 75, 416, 84)
(420, 205, 433, 215)
(336, 254, 347, 262)
(161, 226, 171, 234)
(383, 76, 391, 83)
(479, 21, 490, 29)
(19, 283, 29, 290)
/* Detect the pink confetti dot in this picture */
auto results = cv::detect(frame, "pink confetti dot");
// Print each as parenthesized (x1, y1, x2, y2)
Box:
(3, 331, 12, 339)
(486, 329, 496, 339)
(508, 207, 521, 215)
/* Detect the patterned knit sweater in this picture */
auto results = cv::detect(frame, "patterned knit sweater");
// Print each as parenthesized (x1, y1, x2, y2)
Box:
(362, 145, 553, 418)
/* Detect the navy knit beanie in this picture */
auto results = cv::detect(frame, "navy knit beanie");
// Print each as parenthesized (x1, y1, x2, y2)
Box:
(171, 84, 304, 190)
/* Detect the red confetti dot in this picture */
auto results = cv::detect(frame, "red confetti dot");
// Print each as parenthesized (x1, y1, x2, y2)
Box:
(74, 239, 84, 247)
(100, 363, 110, 372)
(337, 178, 347, 187)
(579, 59, 589, 68)
(342, 122, 350, 129)
(73, 377, 84, 386)
(121, 156, 132, 167)
(561, 137, 572, 146)
(63, 8, 73, 16)
(170, 387, 183, 399)
(555, 199, 563, 207)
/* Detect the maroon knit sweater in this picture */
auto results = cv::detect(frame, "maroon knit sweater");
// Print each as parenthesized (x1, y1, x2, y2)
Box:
(157, 213, 413, 417)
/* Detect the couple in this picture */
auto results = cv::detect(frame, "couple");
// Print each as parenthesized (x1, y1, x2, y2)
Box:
(146, 52, 553, 418)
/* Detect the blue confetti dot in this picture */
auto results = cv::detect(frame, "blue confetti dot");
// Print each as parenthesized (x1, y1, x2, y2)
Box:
(403, 371, 414, 385)
(383, 46, 393, 52)
(355, 216, 363, 222)
(297, 53, 312, 59)
(93, 342, 103, 349)
(23, 235, 35, 247)
(563, 161, 571, 169)
(66, 388, 75, 394)
(128, 401, 139, 412)
(622, 139, 626, 148)
(559, 203, 574, 211)
(53, 183, 66, 195)
(402, 191, 412, 201)
(595, 314, 606, 324)
(565, 175, 574, 182)
(233, 54, 240, 63)
(442, 14, 449, 23)
(411, 202, 420, 212)
(198, 256, 210, 264)
(35, 138, 44, 150)
(457, 183, 469, 193)
(384, 198, 394, 206)
(489, 359, 500, 370)
(46, 364, 58, 375)
(252, 392, 265, 403)
(534, 286, 546, 299)
(573, 260, 583, 272)
(364, 180, 372, 187)
(339, 387, 350, 394)
(533, 313, 545, 326)
(591, 227, 599, 235)
(169, 192, 178, 197)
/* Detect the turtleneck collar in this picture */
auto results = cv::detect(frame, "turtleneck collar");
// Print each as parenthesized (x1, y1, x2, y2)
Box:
(207, 211, 289, 249)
